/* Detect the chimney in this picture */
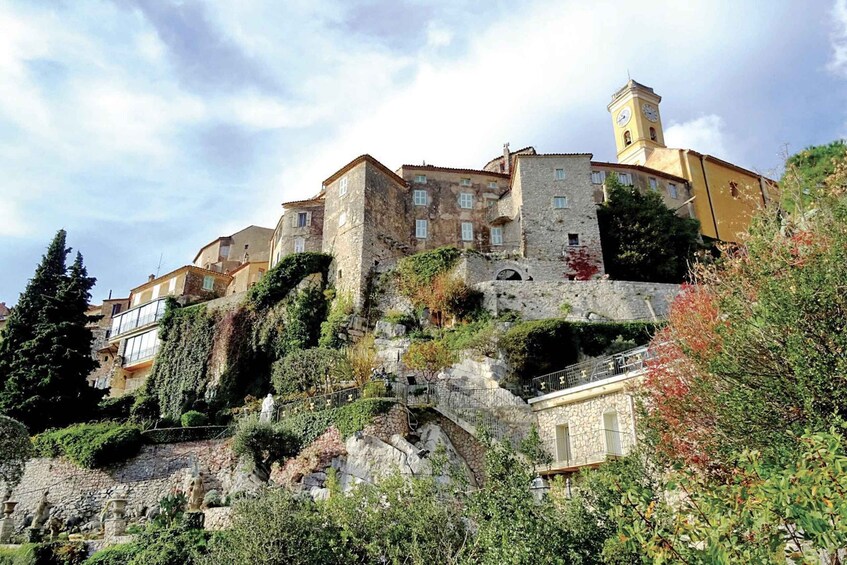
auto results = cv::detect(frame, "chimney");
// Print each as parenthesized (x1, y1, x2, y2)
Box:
(503, 143, 511, 175)
(148, 274, 155, 282)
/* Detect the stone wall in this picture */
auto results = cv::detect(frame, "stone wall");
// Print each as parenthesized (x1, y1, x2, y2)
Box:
(532, 380, 638, 468)
(513, 155, 604, 277)
(476, 280, 680, 321)
(8, 439, 252, 532)
(433, 414, 488, 485)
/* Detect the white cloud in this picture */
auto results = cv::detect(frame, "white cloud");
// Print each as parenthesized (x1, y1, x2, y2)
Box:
(664, 115, 729, 159)
(829, 0, 847, 76)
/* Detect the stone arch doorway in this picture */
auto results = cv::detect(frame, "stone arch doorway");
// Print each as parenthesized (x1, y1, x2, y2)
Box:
(495, 268, 522, 281)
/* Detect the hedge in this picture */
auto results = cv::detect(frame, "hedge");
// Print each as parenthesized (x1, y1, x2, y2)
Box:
(142, 426, 231, 444)
(32, 423, 142, 469)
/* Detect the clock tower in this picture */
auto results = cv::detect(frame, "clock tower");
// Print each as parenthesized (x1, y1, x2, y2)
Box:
(607, 80, 665, 165)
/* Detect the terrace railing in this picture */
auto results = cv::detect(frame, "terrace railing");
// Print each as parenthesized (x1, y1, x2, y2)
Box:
(547, 427, 633, 470)
(530, 345, 652, 398)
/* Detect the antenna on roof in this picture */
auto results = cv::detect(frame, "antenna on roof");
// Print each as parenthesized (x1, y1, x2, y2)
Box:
(627, 69, 631, 81)
(155, 252, 163, 278)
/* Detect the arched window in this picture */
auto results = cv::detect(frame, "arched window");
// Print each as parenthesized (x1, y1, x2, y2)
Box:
(649, 127, 657, 141)
(623, 131, 632, 146)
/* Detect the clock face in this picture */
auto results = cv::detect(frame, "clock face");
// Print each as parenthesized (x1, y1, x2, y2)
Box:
(642, 103, 659, 122)
(616, 107, 632, 127)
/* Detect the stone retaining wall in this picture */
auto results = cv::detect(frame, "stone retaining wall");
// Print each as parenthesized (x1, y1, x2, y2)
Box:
(8, 439, 252, 533)
(476, 280, 680, 321)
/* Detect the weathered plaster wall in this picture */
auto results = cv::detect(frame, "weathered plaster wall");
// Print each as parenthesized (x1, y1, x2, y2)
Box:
(476, 280, 680, 321)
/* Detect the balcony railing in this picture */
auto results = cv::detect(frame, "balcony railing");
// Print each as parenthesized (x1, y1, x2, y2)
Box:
(110, 298, 168, 340)
(548, 428, 633, 470)
(531, 345, 652, 397)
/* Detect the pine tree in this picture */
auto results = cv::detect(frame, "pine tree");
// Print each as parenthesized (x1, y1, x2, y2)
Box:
(0, 230, 103, 431)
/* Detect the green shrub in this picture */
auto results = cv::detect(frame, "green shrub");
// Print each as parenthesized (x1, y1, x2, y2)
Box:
(279, 398, 395, 449)
(500, 319, 658, 383)
(83, 543, 140, 565)
(248, 252, 332, 310)
(97, 394, 135, 421)
(32, 422, 142, 468)
(232, 417, 299, 479)
(395, 246, 462, 291)
(361, 380, 387, 398)
(203, 490, 222, 508)
(440, 319, 498, 357)
(319, 292, 353, 349)
(180, 411, 209, 428)
(382, 309, 418, 330)
(0, 542, 87, 565)
(271, 347, 350, 397)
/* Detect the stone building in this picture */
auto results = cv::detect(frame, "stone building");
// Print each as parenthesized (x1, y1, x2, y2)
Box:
(86, 297, 131, 390)
(529, 347, 648, 476)
(103, 266, 232, 395)
(0, 302, 10, 334)
(263, 79, 774, 309)
(193, 225, 274, 274)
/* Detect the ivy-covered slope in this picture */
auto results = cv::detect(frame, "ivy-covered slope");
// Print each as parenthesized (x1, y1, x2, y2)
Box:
(136, 253, 333, 422)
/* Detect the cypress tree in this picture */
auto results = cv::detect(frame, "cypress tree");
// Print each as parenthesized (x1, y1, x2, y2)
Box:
(0, 230, 103, 431)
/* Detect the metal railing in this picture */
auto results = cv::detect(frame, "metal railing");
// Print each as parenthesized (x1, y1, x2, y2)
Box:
(547, 428, 633, 470)
(530, 345, 652, 397)
(271, 387, 362, 421)
(431, 382, 533, 446)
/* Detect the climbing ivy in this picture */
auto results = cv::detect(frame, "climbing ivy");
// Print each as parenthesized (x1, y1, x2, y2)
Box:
(143, 302, 217, 421)
(248, 252, 332, 310)
(395, 246, 461, 293)
(319, 292, 353, 349)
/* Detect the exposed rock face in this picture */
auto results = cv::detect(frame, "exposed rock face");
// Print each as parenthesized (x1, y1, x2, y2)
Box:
(374, 320, 407, 339)
(333, 422, 476, 493)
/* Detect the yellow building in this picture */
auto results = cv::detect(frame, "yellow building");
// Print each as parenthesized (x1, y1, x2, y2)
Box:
(608, 80, 776, 242)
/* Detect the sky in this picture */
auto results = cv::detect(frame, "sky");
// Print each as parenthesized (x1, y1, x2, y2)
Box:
(1, 0, 846, 304)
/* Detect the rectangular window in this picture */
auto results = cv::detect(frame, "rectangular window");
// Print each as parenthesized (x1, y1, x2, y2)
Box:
(668, 183, 678, 199)
(133, 294, 140, 306)
(459, 193, 473, 209)
(555, 424, 572, 463)
(488, 181, 498, 189)
(414, 174, 427, 184)
(339, 176, 348, 196)
(554, 168, 566, 180)
(415, 219, 428, 239)
(110, 303, 122, 316)
(568, 233, 580, 246)
(553, 196, 569, 209)
(618, 173, 633, 186)
(219, 244, 230, 259)
(168, 277, 176, 294)
(203, 276, 214, 291)
(151, 284, 160, 300)
(294, 237, 305, 253)
(413, 189, 427, 206)
(649, 177, 658, 191)
(461, 222, 473, 241)
(297, 212, 308, 227)
(591, 171, 606, 184)
(491, 227, 503, 246)
(459, 178, 471, 187)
